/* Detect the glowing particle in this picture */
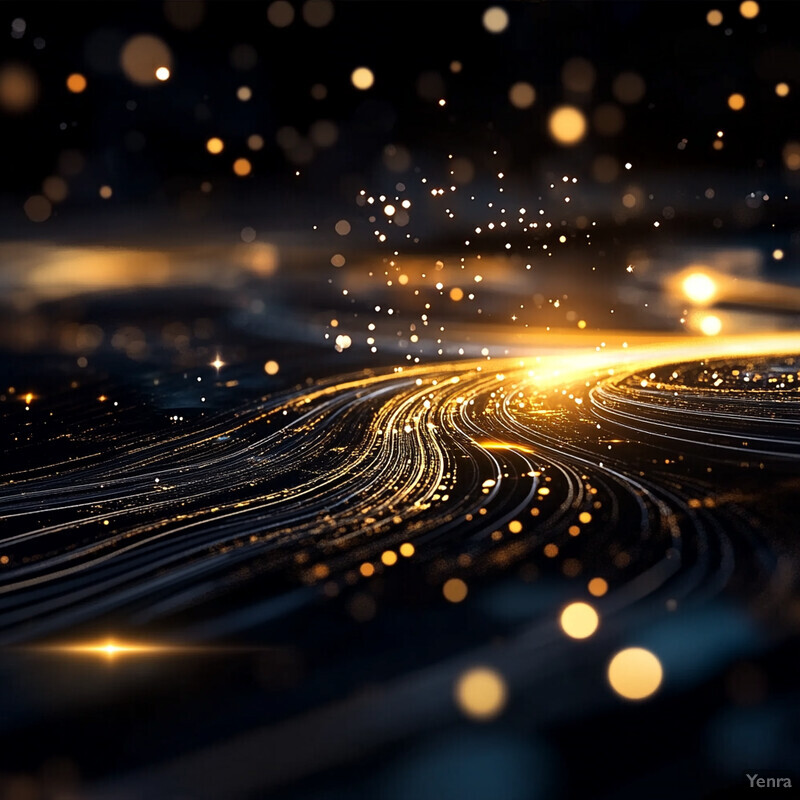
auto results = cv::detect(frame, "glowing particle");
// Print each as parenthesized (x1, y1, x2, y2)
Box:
(206, 137, 224, 154)
(482, 6, 509, 34)
(0, 63, 39, 113)
(237, 85, 252, 101)
(578, 511, 592, 524)
(559, 602, 599, 639)
(577, 319, 587, 329)
(99, 185, 113, 199)
(775, 82, 790, 97)
(247, 134, 264, 151)
(727, 93, 745, 111)
(155, 66, 170, 81)
(443, 578, 468, 603)
(706, 9, 723, 25)
(331, 253, 346, 267)
(303, 0, 335, 27)
(334, 333, 352, 351)
(739, 0, 759, 18)
(351, 67, 374, 90)
(783, 142, 800, 170)
(548, 105, 587, 146)
(120, 34, 173, 86)
(381, 550, 398, 566)
(607, 647, 663, 700)
(508, 520, 523, 534)
(682, 272, 716, 304)
(384, 204, 396, 216)
(23, 195, 51, 222)
(612, 72, 646, 104)
(700, 314, 722, 336)
(588, 577, 608, 597)
(233, 158, 252, 176)
(508, 81, 535, 109)
(66, 73, 87, 93)
(267, 0, 295, 27)
(449, 287, 464, 302)
(543, 543, 559, 558)
(264, 360, 279, 375)
(773, 249, 784, 260)
(42, 176, 68, 202)
(454, 667, 507, 719)
(399, 542, 415, 557)
(359, 562, 374, 577)
(211, 355, 225, 370)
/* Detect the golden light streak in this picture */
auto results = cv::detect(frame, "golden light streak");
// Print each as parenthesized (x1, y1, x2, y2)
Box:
(35, 639, 171, 659)
(474, 440, 535, 454)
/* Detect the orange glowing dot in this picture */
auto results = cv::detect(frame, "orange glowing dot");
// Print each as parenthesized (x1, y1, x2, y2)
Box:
(263, 360, 279, 375)
(682, 272, 716, 304)
(449, 287, 464, 302)
(607, 647, 663, 700)
(775, 82, 790, 97)
(454, 667, 507, 719)
(443, 577, 468, 603)
(548, 105, 587, 146)
(206, 137, 224, 154)
(359, 562, 374, 577)
(578, 511, 592, 524)
(700, 314, 722, 336)
(0, 556, 8, 565)
(233, 158, 252, 176)
(577, 319, 587, 329)
(24, 393, 33, 405)
(543, 543, 559, 558)
(559, 601, 599, 639)
(399, 542, 415, 557)
(351, 67, 374, 90)
(706, 9, 723, 25)
(482, 6, 509, 34)
(739, 0, 759, 18)
(588, 577, 608, 597)
(568, 524, 581, 536)
(783, 142, 800, 170)
(508, 520, 523, 534)
(508, 81, 536, 109)
(66, 73, 87, 93)
(381, 550, 398, 566)
(727, 93, 745, 111)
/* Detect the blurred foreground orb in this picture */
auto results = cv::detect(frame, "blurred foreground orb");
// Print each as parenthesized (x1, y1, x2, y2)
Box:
(548, 105, 587, 145)
(455, 667, 507, 719)
(607, 647, 663, 700)
(121, 34, 173, 85)
(351, 67, 374, 90)
(482, 6, 509, 34)
(0, 62, 39, 113)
